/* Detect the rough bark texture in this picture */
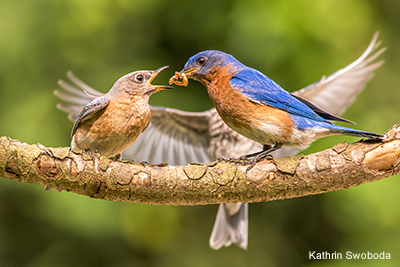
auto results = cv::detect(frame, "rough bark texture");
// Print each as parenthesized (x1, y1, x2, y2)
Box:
(1, 125, 400, 206)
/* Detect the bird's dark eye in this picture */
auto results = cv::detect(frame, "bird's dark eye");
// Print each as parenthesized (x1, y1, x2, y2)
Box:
(197, 56, 207, 65)
(135, 74, 144, 82)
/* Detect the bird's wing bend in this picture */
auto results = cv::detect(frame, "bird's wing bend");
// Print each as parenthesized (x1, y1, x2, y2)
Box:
(70, 95, 110, 138)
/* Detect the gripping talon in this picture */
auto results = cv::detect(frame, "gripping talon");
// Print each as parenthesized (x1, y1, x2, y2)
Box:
(140, 161, 149, 167)
(218, 144, 282, 171)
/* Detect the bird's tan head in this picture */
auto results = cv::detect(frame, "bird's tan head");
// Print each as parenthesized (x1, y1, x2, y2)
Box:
(110, 66, 174, 97)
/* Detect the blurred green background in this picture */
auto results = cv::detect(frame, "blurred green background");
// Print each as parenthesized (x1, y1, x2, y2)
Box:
(1, 0, 400, 266)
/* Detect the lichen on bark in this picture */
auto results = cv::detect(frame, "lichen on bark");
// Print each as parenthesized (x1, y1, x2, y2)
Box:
(0, 125, 400, 206)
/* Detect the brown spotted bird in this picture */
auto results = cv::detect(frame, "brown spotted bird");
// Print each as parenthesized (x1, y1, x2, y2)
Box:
(70, 66, 173, 159)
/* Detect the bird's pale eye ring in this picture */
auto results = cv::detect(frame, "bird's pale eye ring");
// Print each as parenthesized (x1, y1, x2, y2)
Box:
(197, 56, 207, 65)
(135, 74, 144, 82)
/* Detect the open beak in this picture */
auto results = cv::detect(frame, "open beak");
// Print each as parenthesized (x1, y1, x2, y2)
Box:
(148, 66, 174, 91)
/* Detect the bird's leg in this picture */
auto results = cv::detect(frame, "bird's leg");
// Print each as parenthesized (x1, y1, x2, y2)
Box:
(217, 146, 272, 164)
(219, 145, 273, 164)
(127, 158, 148, 167)
(217, 144, 283, 169)
(244, 144, 282, 171)
(216, 156, 231, 162)
(80, 150, 97, 163)
(140, 161, 149, 167)
(114, 153, 122, 161)
(69, 148, 96, 163)
(217, 156, 253, 165)
(238, 145, 272, 160)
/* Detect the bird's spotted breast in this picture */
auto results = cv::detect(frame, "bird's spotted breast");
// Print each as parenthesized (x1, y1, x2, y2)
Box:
(73, 99, 151, 157)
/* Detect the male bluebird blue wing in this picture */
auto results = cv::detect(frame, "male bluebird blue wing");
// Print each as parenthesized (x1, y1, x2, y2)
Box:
(173, 47, 383, 165)
(55, 33, 384, 250)
(170, 34, 384, 249)
(208, 33, 384, 250)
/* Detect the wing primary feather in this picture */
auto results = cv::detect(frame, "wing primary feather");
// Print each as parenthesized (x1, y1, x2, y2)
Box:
(291, 94, 355, 124)
(66, 71, 103, 97)
(54, 89, 93, 106)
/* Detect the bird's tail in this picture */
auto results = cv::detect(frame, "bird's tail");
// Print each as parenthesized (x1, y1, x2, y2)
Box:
(328, 124, 383, 140)
(209, 203, 248, 250)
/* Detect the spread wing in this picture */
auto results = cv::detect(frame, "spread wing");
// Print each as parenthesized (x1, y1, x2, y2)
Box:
(55, 71, 103, 121)
(123, 106, 211, 165)
(56, 32, 383, 162)
(293, 31, 385, 115)
(71, 96, 110, 138)
(232, 32, 384, 126)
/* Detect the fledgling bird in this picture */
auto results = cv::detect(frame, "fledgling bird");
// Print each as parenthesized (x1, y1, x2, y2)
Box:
(70, 66, 173, 158)
(55, 33, 384, 250)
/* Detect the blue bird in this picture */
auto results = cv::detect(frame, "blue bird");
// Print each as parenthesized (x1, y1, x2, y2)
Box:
(171, 51, 383, 167)
(167, 38, 384, 250)
(55, 34, 384, 250)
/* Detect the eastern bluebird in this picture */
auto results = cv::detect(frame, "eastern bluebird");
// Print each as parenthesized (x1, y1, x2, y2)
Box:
(70, 66, 173, 159)
(55, 33, 384, 250)
(169, 34, 384, 249)
(171, 52, 383, 161)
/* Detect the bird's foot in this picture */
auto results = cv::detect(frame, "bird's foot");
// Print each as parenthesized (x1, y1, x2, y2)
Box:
(217, 156, 253, 165)
(81, 150, 97, 163)
(114, 153, 122, 161)
(243, 144, 282, 171)
(218, 144, 283, 171)
(139, 161, 149, 167)
(218, 152, 273, 171)
(245, 152, 274, 172)
(127, 159, 148, 167)
(216, 157, 230, 162)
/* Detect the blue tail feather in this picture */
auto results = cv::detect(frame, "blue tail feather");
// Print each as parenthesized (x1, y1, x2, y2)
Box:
(327, 124, 383, 139)
(293, 115, 383, 140)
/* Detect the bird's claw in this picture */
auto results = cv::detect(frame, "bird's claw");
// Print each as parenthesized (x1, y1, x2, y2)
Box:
(217, 152, 273, 172)
(127, 159, 149, 167)
(114, 153, 122, 161)
(140, 161, 149, 167)
(217, 156, 253, 165)
(245, 153, 273, 172)
(217, 157, 230, 162)
(80, 150, 97, 162)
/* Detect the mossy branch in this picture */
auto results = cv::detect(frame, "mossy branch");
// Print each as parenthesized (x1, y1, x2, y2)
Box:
(1, 125, 400, 205)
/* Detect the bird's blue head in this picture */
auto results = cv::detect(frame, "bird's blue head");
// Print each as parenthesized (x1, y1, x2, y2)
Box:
(179, 50, 243, 81)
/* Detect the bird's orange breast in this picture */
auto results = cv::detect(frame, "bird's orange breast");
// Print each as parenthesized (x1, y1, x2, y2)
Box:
(73, 98, 150, 157)
(203, 66, 294, 145)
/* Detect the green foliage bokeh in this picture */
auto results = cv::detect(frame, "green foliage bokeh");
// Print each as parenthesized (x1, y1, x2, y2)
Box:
(0, 0, 399, 266)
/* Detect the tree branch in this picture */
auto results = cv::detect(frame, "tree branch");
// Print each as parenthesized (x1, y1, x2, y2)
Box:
(1, 125, 400, 206)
